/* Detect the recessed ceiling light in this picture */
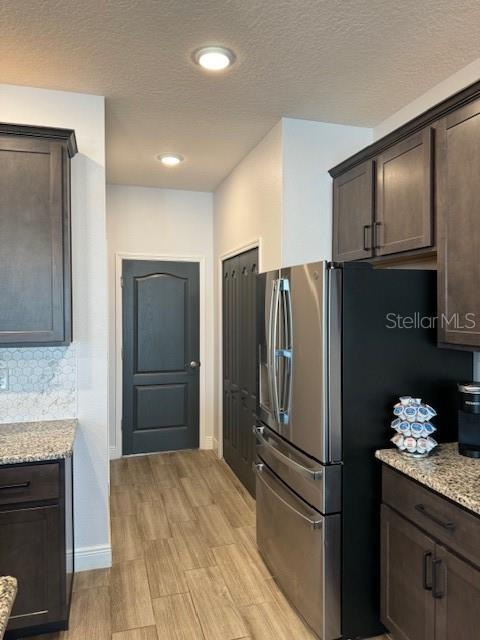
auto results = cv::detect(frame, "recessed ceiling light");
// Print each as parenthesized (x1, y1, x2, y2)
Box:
(156, 153, 184, 166)
(193, 46, 236, 71)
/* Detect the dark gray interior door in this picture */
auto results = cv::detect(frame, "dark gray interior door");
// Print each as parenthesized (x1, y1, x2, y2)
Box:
(122, 260, 200, 455)
(223, 248, 258, 496)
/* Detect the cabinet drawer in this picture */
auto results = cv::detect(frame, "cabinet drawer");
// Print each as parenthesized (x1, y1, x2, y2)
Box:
(0, 463, 59, 505)
(382, 465, 480, 568)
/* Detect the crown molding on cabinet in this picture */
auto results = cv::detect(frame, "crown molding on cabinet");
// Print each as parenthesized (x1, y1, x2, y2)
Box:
(0, 122, 78, 157)
(329, 78, 480, 178)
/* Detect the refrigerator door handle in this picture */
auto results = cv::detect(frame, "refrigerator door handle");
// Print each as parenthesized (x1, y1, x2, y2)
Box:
(282, 278, 293, 421)
(274, 277, 292, 424)
(269, 278, 281, 423)
(254, 426, 323, 480)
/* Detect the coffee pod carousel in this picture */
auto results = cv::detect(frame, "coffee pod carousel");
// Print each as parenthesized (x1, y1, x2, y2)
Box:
(390, 396, 438, 458)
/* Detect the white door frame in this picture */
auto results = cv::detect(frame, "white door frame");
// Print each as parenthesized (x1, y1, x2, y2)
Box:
(216, 238, 262, 458)
(113, 251, 209, 459)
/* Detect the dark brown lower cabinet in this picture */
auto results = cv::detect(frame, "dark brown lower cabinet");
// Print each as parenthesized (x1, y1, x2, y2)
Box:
(381, 467, 480, 640)
(434, 545, 480, 640)
(0, 458, 73, 638)
(0, 506, 62, 627)
(381, 505, 435, 640)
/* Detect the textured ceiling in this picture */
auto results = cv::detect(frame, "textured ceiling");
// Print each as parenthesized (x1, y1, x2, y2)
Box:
(1, 0, 480, 191)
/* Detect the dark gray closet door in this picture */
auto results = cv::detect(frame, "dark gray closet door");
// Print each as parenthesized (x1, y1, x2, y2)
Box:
(223, 248, 258, 496)
(122, 260, 200, 455)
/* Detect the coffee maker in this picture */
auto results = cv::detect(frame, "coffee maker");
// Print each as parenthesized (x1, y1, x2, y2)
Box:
(458, 383, 480, 458)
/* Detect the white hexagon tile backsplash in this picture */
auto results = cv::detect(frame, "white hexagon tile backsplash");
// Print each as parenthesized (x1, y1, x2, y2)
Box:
(0, 345, 77, 423)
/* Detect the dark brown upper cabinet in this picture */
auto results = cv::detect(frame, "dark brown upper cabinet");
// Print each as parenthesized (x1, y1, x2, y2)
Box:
(376, 129, 433, 256)
(436, 100, 480, 349)
(332, 160, 374, 261)
(0, 124, 77, 346)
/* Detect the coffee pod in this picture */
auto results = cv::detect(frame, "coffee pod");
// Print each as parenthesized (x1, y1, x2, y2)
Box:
(397, 421, 411, 436)
(404, 436, 417, 452)
(423, 422, 436, 436)
(416, 406, 430, 422)
(391, 418, 402, 431)
(426, 437, 438, 452)
(411, 422, 423, 437)
(404, 406, 417, 422)
(391, 434, 405, 449)
(399, 396, 412, 406)
(416, 438, 428, 454)
(425, 404, 437, 419)
(393, 406, 405, 418)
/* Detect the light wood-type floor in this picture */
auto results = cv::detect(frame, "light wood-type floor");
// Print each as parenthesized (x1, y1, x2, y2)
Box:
(27, 449, 389, 639)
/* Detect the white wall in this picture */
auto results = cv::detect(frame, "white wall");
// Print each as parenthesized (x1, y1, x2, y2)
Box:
(0, 84, 110, 570)
(106, 185, 214, 456)
(214, 121, 283, 274)
(212, 117, 372, 447)
(374, 58, 480, 139)
(213, 121, 283, 452)
(282, 118, 373, 266)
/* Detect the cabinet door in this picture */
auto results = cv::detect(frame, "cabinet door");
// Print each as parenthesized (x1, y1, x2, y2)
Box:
(0, 136, 71, 345)
(437, 101, 480, 348)
(332, 160, 374, 261)
(376, 129, 433, 256)
(381, 505, 435, 640)
(0, 505, 62, 630)
(434, 545, 480, 640)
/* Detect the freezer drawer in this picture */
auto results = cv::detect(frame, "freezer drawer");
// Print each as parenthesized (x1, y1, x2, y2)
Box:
(255, 424, 341, 514)
(255, 462, 341, 640)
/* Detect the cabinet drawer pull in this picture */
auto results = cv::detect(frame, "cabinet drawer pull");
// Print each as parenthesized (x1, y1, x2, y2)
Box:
(432, 559, 444, 599)
(0, 481, 30, 491)
(415, 504, 456, 531)
(422, 551, 433, 590)
(363, 224, 372, 251)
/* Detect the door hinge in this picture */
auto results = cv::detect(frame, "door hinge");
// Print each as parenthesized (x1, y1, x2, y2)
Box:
(121, 347, 124, 360)
(121, 277, 125, 287)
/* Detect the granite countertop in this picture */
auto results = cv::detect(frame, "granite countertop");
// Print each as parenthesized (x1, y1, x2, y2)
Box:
(0, 419, 77, 465)
(376, 442, 480, 516)
(0, 576, 17, 639)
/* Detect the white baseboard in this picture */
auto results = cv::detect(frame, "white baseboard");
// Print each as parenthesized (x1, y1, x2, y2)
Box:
(202, 435, 213, 450)
(75, 544, 112, 572)
(111, 436, 215, 459)
(109, 445, 120, 460)
(212, 436, 220, 457)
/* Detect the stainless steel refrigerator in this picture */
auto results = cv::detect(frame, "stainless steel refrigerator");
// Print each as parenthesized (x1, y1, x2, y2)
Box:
(254, 261, 472, 640)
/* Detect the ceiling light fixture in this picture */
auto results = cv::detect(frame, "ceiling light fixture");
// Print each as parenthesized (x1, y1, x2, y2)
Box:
(193, 46, 236, 71)
(157, 153, 184, 166)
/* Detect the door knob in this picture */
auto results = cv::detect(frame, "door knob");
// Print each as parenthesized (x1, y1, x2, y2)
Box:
(189, 361, 200, 369)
